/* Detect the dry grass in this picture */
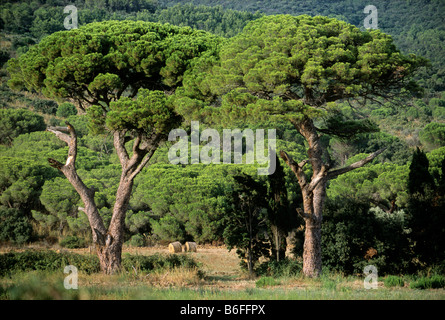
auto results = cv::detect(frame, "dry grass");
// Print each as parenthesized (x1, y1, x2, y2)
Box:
(144, 267, 203, 287)
(2, 244, 445, 300)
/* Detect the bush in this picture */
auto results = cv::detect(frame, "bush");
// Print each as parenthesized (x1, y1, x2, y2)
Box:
(410, 275, 445, 289)
(0, 108, 46, 145)
(0, 207, 33, 244)
(419, 122, 445, 150)
(255, 276, 280, 287)
(255, 258, 302, 277)
(384, 275, 405, 287)
(31, 99, 58, 115)
(0, 250, 100, 276)
(127, 234, 145, 247)
(121, 253, 200, 273)
(56, 103, 77, 118)
(0, 251, 202, 277)
(321, 198, 412, 275)
(59, 236, 87, 249)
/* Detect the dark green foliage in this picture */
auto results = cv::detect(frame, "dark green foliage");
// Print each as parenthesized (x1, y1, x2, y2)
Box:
(255, 276, 280, 287)
(332, 131, 413, 166)
(121, 252, 200, 272)
(419, 122, 445, 151)
(267, 155, 293, 261)
(150, 215, 186, 243)
(0, 51, 10, 68)
(255, 258, 302, 277)
(384, 275, 405, 288)
(0, 250, 200, 277)
(56, 102, 77, 118)
(0, 131, 66, 165)
(59, 235, 87, 249)
(0, 109, 46, 145)
(164, 0, 445, 92)
(0, 250, 101, 276)
(410, 275, 445, 290)
(408, 148, 435, 195)
(132, 164, 235, 243)
(320, 198, 412, 275)
(318, 113, 379, 140)
(0, 157, 56, 211)
(407, 148, 445, 268)
(30, 99, 58, 115)
(223, 172, 269, 276)
(126, 234, 146, 247)
(0, 207, 33, 244)
(327, 161, 410, 212)
(156, 4, 263, 38)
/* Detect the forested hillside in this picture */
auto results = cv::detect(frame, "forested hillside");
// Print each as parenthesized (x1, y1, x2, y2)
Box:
(0, 0, 444, 275)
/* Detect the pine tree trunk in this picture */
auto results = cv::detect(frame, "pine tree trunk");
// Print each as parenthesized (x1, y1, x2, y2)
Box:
(47, 125, 160, 275)
(280, 117, 385, 277)
(302, 217, 322, 277)
(96, 241, 122, 275)
(301, 182, 326, 277)
(94, 179, 133, 274)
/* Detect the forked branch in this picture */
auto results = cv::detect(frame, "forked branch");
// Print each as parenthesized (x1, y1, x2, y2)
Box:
(327, 148, 387, 180)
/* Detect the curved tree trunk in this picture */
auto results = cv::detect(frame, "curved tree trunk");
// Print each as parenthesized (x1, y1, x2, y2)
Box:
(47, 124, 160, 274)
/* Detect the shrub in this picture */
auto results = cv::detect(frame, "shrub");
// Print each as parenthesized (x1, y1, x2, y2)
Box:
(127, 234, 145, 247)
(135, 253, 202, 275)
(419, 122, 445, 150)
(31, 99, 58, 115)
(0, 108, 46, 145)
(0, 207, 33, 244)
(121, 253, 200, 273)
(321, 198, 412, 275)
(410, 275, 445, 289)
(255, 276, 280, 287)
(56, 102, 77, 118)
(0, 251, 201, 277)
(59, 235, 87, 249)
(384, 275, 405, 287)
(255, 258, 302, 277)
(0, 250, 100, 276)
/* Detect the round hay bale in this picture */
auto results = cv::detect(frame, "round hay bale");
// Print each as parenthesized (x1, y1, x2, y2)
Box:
(185, 241, 197, 252)
(168, 241, 182, 253)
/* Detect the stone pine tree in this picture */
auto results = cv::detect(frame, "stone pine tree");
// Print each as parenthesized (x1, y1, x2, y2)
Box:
(179, 15, 427, 277)
(7, 20, 221, 274)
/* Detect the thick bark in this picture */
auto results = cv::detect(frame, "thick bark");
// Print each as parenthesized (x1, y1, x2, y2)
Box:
(47, 124, 161, 274)
(280, 117, 385, 277)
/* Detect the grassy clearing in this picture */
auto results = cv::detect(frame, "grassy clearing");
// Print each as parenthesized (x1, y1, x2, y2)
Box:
(2, 268, 444, 300)
(1, 246, 444, 300)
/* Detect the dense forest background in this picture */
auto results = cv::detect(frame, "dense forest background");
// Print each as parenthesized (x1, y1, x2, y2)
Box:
(0, 0, 444, 275)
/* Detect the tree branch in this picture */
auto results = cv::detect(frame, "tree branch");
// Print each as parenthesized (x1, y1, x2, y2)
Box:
(47, 126, 70, 144)
(279, 150, 309, 189)
(296, 208, 312, 220)
(128, 147, 156, 181)
(327, 148, 387, 180)
(114, 130, 129, 168)
(47, 122, 107, 243)
(127, 132, 163, 181)
(307, 164, 329, 192)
